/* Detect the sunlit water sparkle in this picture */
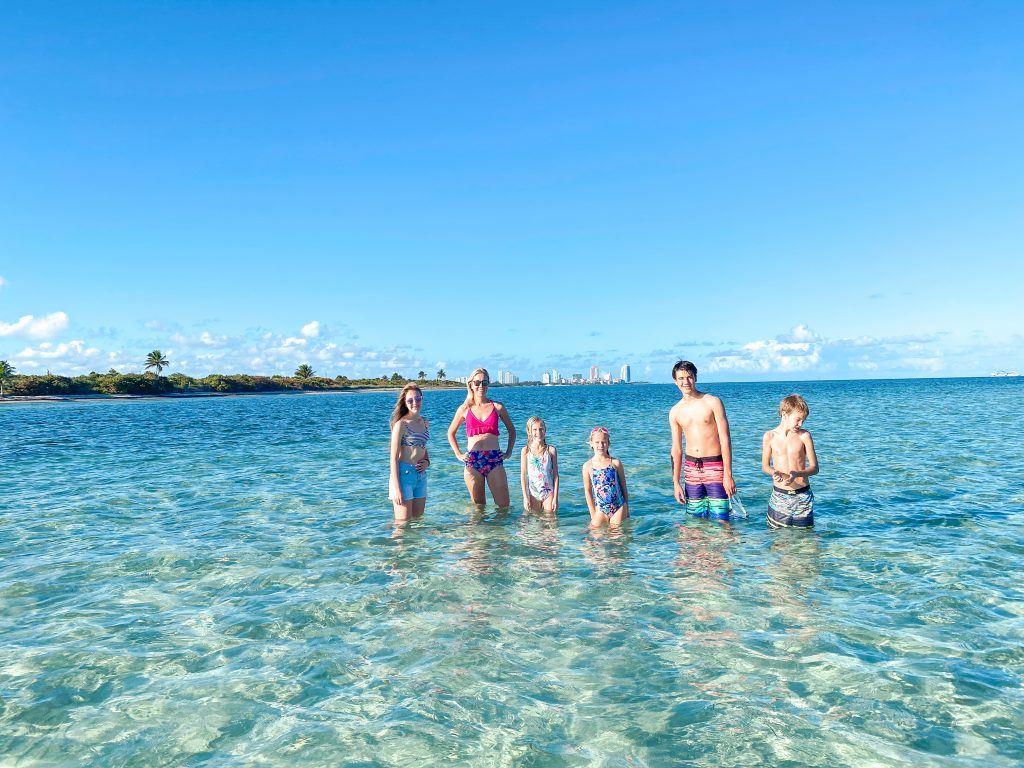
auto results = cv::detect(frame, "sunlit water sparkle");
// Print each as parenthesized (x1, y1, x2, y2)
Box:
(2, 378, 1022, 766)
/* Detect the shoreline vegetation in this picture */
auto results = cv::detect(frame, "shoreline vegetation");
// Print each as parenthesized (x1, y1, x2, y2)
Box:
(0, 353, 638, 402)
(0, 369, 473, 402)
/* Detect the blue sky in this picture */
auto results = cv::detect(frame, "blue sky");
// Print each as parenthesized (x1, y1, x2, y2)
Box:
(2, 1, 1022, 381)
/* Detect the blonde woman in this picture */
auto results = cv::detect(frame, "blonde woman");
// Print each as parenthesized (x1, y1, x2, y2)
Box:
(389, 383, 430, 520)
(446, 368, 516, 506)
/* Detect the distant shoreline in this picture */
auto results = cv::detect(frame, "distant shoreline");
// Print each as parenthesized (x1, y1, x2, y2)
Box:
(0, 388, 398, 404)
(0, 382, 624, 404)
(1, 375, 1016, 405)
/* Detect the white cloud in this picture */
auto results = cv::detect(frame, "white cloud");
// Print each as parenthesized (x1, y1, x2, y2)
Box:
(301, 321, 320, 338)
(283, 337, 307, 347)
(0, 311, 70, 340)
(0, 276, 6, 289)
(199, 331, 229, 347)
(706, 328, 822, 374)
(12, 339, 103, 373)
(786, 324, 816, 343)
(15, 340, 99, 360)
(698, 325, 977, 378)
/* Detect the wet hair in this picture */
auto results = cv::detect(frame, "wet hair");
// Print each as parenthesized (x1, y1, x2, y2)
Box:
(525, 416, 547, 449)
(779, 394, 809, 418)
(464, 367, 490, 406)
(390, 384, 423, 427)
(672, 360, 698, 379)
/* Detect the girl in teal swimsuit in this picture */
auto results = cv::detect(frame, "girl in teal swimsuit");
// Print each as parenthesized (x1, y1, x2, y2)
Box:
(582, 427, 630, 527)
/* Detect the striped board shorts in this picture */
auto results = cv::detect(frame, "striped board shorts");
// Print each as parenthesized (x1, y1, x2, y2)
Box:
(683, 454, 730, 519)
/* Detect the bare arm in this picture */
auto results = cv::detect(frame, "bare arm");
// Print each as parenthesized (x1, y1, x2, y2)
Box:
(497, 403, 517, 459)
(582, 461, 598, 521)
(520, 446, 530, 508)
(669, 409, 685, 504)
(389, 421, 404, 504)
(615, 458, 629, 514)
(793, 432, 819, 480)
(711, 396, 736, 496)
(447, 405, 467, 461)
(550, 446, 559, 512)
(416, 418, 430, 472)
(761, 431, 774, 477)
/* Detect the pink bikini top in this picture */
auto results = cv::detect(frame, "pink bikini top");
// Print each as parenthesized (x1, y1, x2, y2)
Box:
(465, 404, 499, 437)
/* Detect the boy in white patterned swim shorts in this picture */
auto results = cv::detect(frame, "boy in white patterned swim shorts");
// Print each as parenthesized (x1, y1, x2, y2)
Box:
(761, 394, 819, 528)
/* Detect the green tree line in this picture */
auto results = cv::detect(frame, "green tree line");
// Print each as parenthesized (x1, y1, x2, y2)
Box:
(0, 358, 462, 398)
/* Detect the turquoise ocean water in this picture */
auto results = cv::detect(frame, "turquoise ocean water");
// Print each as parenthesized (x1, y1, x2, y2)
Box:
(3, 378, 1023, 766)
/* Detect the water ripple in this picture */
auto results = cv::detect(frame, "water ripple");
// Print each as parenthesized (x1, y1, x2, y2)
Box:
(2, 379, 1023, 766)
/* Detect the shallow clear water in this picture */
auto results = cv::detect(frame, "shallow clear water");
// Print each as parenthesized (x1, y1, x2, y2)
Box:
(2, 378, 1023, 766)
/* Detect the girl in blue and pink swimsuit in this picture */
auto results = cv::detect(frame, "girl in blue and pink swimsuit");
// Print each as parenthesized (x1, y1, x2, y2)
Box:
(446, 367, 517, 507)
(582, 427, 630, 527)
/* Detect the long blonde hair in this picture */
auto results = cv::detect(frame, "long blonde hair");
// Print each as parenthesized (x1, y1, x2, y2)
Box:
(390, 384, 423, 427)
(526, 416, 547, 453)
(463, 367, 490, 406)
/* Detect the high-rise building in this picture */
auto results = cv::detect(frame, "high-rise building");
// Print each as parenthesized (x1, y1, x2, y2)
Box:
(497, 370, 519, 385)
(542, 372, 551, 385)
(621, 364, 631, 383)
(551, 368, 559, 384)
(589, 365, 599, 382)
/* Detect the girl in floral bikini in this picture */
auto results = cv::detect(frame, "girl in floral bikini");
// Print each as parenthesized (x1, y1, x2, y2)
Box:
(446, 367, 517, 507)
(582, 427, 630, 527)
(520, 416, 559, 513)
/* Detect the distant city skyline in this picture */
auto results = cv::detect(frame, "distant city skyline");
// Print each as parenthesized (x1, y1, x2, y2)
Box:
(2, 3, 1022, 382)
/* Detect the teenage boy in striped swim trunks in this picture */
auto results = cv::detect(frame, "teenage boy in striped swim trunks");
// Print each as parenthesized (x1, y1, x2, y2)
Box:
(669, 360, 736, 519)
(761, 394, 819, 528)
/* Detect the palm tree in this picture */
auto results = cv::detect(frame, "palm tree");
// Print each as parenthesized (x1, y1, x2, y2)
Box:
(145, 350, 169, 375)
(295, 364, 315, 379)
(436, 368, 446, 381)
(0, 360, 14, 398)
(418, 370, 426, 381)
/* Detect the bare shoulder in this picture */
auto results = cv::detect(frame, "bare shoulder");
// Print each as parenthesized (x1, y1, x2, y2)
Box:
(548, 444, 558, 458)
(612, 457, 625, 470)
(799, 428, 815, 442)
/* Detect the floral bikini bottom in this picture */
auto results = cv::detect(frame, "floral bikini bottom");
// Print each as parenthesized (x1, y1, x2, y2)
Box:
(465, 449, 504, 476)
